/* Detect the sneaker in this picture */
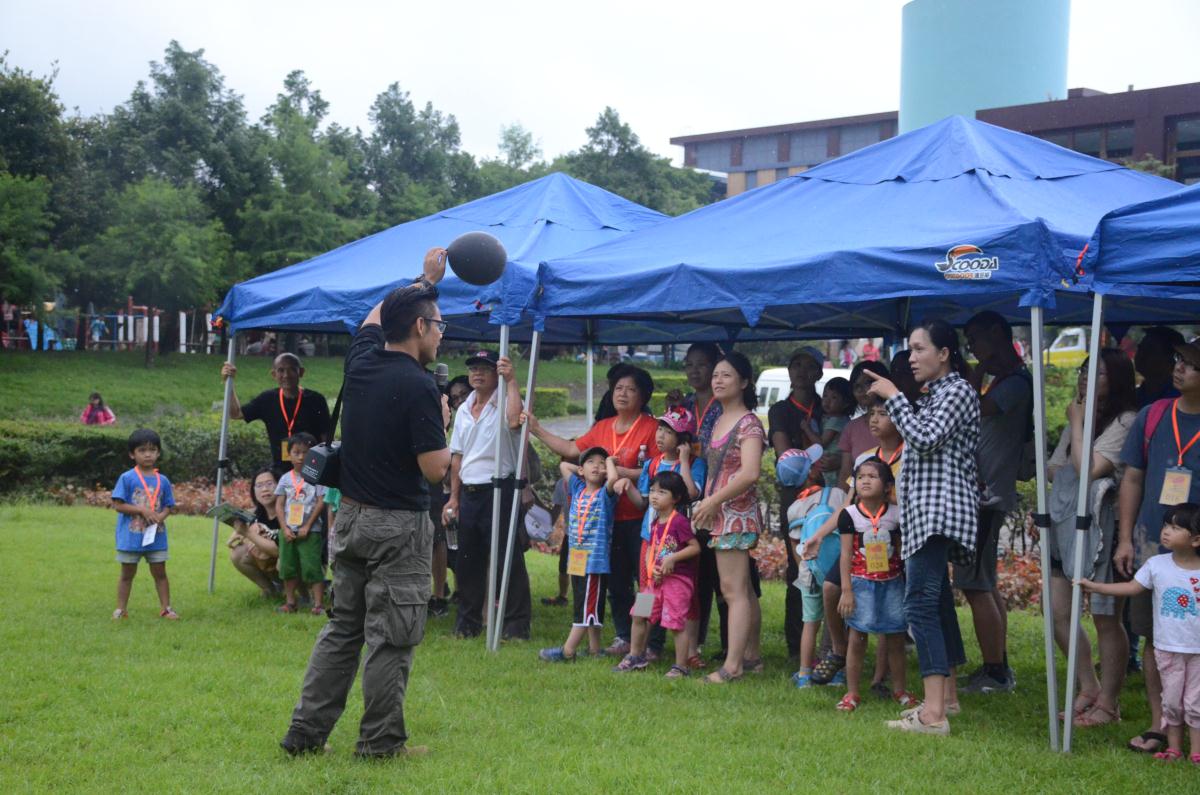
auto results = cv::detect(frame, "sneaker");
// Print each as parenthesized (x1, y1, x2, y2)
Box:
(1005, 666, 1018, 689)
(960, 668, 1014, 694)
(612, 654, 649, 672)
(354, 744, 429, 760)
(112, 609, 128, 620)
(280, 729, 327, 756)
(826, 669, 847, 687)
(901, 702, 960, 719)
(538, 646, 576, 662)
(604, 638, 631, 657)
(791, 671, 814, 689)
(886, 710, 949, 736)
(428, 597, 448, 618)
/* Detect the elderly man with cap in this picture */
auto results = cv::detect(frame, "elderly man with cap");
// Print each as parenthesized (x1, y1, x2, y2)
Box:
(442, 348, 529, 640)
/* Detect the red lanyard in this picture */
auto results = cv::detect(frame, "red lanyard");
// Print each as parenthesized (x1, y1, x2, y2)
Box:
(573, 488, 602, 545)
(133, 468, 162, 512)
(647, 510, 677, 573)
(279, 388, 304, 437)
(1171, 399, 1200, 466)
(609, 415, 646, 461)
(789, 396, 814, 422)
(859, 501, 887, 534)
(876, 443, 903, 466)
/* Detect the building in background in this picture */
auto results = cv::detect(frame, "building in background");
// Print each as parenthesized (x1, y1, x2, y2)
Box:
(673, 81, 1200, 197)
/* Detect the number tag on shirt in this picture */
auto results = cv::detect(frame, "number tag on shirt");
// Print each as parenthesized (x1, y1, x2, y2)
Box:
(281, 440, 290, 461)
(567, 549, 590, 577)
(1160, 467, 1193, 506)
(632, 591, 656, 618)
(287, 501, 306, 528)
(864, 541, 890, 574)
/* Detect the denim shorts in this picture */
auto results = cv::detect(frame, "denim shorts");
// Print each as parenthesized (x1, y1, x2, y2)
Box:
(846, 576, 906, 635)
(116, 549, 168, 564)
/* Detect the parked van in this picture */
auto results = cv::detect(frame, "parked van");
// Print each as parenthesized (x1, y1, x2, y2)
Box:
(755, 367, 851, 419)
(1046, 327, 1088, 369)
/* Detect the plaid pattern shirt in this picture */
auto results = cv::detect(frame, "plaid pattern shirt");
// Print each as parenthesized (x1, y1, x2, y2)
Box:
(885, 372, 980, 563)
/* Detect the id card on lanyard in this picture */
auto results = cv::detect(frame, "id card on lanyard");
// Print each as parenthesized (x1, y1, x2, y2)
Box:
(1160, 400, 1199, 506)
(569, 488, 602, 575)
(286, 472, 307, 528)
(860, 503, 890, 574)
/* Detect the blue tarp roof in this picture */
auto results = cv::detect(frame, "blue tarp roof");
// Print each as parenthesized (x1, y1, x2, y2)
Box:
(1086, 182, 1200, 304)
(535, 117, 1181, 340)
(214, 172, 665, 338)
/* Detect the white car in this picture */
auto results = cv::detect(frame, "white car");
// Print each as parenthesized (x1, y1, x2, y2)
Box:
(754, 367, 852, 419)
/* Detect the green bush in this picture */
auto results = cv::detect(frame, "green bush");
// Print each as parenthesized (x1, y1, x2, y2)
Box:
(531, 387, 568, 418)
(652, 375, 690, 395)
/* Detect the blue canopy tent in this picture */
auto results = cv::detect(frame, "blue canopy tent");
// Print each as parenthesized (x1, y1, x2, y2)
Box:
(207, 174, 667, 643)
(1054, 182, 1200, 752)
(535, 116, 1182, 749)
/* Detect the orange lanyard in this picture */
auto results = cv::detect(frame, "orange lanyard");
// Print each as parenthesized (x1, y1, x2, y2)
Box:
(876, 443, 903, 466)
(290, 471, 305, 497)
(133, 468, 162, 512)
(609, 415, 646, 461)
(859, 501, 887, 535)
(573, 488, 602, 545)
(1171, 399, 1200, 466)
(789, 396, 814, 422)
(797, 485, 822, 501)
(647, 510, 677, 573)
(699, 396, 718, 426)
(279, 388, 304, 437)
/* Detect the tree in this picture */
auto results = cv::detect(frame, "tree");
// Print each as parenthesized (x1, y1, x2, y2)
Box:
(499, 123, 541, 169)
(556, 107, 715, 215)
(1123, 153, 1176, 179)
(86, 177, 231, 313)
(0, 172, 57, 303)
(0, 55, 76, 181)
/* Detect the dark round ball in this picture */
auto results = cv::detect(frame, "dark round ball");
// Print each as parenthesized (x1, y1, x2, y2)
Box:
(446, 232, 507, 286)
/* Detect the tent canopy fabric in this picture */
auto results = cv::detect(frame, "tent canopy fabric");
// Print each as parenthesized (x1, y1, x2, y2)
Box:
(535, 117, 1180, 339)
(214, 172, 665, 336)
(1086, 182, 1200, 302)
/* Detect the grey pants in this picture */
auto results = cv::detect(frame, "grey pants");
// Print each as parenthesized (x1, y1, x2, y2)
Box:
(288, 501, 432, 755)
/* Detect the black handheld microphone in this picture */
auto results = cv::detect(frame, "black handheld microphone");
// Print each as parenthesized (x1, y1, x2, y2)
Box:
(434, 362, 449, 390)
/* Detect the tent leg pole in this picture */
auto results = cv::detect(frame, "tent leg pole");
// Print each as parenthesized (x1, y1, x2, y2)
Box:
(494, 331, 540, 652)
(1031, 307, 1060, 751)
(486, 325, 510, 651)
(1063, 294, 1104, 753)
(209, 333, 236, 594)
(586, 342, 594, 420)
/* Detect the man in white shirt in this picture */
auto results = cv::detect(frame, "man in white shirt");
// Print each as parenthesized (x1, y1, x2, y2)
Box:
(442, 349, 528, 640)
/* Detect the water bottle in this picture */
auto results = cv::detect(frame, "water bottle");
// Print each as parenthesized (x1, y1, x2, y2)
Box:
(445, 508, 459, 551)
(637, 444, 647, 466)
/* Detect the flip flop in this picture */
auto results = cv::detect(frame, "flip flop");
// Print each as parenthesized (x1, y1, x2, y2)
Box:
(1127, 731, 1167, 753)
(1074, 703, 1120, 728)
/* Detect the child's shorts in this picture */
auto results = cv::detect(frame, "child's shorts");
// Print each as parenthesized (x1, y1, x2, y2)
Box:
(846, 576, 906, 635)
(116, 549, 168, 564)
(279, 531, 325, 583)
(572, 573, 608, 627)
(634, 574, 696, 632)
(801, 584, 824, 623)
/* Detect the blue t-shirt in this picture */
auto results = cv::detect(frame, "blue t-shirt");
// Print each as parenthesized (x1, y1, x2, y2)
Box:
(1119, 400, 1200, 566)
(637, 455, 708, 541)
(112, 468, 176, 552)
(567, 474, 616, 574)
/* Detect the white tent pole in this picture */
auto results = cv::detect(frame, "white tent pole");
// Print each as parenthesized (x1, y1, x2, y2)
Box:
(492, 330, 541, 651)
(1030, 306, 1060, 751)
(485, 324, 510, 646)
(1063, 294, 1104, 752)
(209, 331, 237, 594)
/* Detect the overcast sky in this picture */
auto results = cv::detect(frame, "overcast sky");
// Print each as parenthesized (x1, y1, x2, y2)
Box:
(3, 0, 1198, 164)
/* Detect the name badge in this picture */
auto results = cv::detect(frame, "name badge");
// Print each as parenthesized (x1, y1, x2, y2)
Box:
(1159, 467, 1193, 506)
(632, 591, 656, 618)
(864, 541, 890, 574)
(287, 501, 306, 528)
(567, 548, 590, 576)
(281, 440, 290, 461)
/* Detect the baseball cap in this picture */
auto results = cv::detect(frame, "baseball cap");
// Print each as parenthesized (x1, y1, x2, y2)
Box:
(658, 405, 697, 436)
(579, 446, 610, 465)
(1175, 340, 1200, 369)
(790, 346, 825, 369)
(465, 349, 500, 367)
(776, 444, 824, 487)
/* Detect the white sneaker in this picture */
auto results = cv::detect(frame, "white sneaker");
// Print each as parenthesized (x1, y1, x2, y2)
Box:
(886, 710, 950, 736)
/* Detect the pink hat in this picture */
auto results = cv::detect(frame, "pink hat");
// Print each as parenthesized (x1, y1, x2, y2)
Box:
(658, 405, 697, 436)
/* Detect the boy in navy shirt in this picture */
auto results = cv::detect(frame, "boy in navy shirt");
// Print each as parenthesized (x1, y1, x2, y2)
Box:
(112, 428, 177, 620)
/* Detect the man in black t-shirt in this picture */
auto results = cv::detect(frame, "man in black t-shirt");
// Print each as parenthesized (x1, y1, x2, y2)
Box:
(220, 353, 330, 474)
(281, 248, 451, 760)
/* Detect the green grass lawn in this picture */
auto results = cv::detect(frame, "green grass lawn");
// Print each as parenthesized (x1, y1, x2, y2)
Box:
(0, 504, 1189, 793)
(0, 350, 680, 424)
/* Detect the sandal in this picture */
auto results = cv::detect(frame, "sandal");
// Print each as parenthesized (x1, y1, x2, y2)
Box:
(686, 654, 706, 671)
(742, 657, 764, 674)
(1153, 747, 1183, 762)
(112, 609, 128, 620)
(1058, 690, 1100, 720)
(893, 691, 920, 708)
(836, 693, 861, 712)
(811, 652, 846, 685)
(310, 605, 326, 616)
(665, 665, 690, 679)
(1127, 731, 1167, 753)
(159, 607, 179, 620)
(704, 667, 742, 684)
(1074, 703, 1120, 728)
(276, 603, 298, 614)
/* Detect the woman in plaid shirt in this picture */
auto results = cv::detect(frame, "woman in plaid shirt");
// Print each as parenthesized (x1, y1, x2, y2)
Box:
(866, 319, 980, 736)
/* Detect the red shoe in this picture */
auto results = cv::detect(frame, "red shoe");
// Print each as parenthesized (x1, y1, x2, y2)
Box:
(836, 693, 861, 712)
(159, 607, 180, 620)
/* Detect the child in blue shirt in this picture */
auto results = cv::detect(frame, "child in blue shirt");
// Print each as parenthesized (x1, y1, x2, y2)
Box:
(540, 447, 619, 662)
(111, 428, 177, 620)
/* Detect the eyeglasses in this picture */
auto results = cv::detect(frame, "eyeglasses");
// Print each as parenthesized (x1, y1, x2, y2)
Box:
(422, 317, 447, 334)
(1174, 353, 1198, 372)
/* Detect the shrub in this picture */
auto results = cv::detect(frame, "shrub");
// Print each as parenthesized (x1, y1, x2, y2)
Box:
(530, 387, 568, 418)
